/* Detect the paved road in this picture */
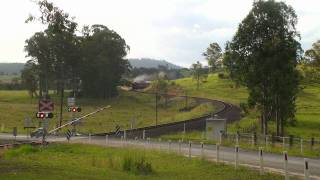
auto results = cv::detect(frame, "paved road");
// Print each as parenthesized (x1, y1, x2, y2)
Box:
(1, 134, 319, 179)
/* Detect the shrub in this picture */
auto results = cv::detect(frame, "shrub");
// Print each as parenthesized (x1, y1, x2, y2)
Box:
(121, 154, 153, 175)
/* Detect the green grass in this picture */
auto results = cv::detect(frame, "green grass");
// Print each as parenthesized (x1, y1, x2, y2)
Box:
(0, 75, 19, 83)
(0, 143, 286, 180)
(0, 90, 215, 134)
(175, 73, 320, 138)
(160, 130, 320, 158)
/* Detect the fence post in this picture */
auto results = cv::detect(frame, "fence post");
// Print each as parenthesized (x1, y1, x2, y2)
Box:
(304, 158, 310, 180)
(168, 140, 171, 152)
(201, 142, 204, 158)
(142, 130, 146, 140)
(236, 132, 239, 146)
(183, 123, 186, 134)
(216, 143, 220, 163)
(283, 137, 286, 149)
(289, 135, 293, 149)
(259, 147, 264, 175)
(235, 145, 239, 169)
(300, 138, 303, 154)
(88, 133, 91, 143)
(158, 138, 162, 150)
(219, 132, 222, 144)
(124, 130, 127, 140)
(283, 151, 289, 180)
(121, 136, 124, 147)
(106, 135, 109, 145)
(188, 141, 192, 159)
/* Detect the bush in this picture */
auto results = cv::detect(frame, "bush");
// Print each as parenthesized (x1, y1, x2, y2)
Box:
(122, 154, 153, 175)
(218, 73, 224, 79)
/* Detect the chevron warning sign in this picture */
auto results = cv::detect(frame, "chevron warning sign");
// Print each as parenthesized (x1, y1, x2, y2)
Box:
(39, 99, 54, 112)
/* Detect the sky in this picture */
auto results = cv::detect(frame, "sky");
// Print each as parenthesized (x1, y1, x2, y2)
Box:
(0, 0, 319, 67)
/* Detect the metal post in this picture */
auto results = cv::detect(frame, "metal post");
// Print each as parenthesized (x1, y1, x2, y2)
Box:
(106, 135, 109, 145)
(236, 133, 239, 146)
(220, 132, 222, 144)
(283, 137, 286, 149)
(121, 136, 123, 147)
(89, 133, 91, 143)
(265, 136, 269, 149)
(235, 145, 239, 169)
(284, 151, 289, 180)
(124, 130, 127, 140)
(188, 141, 192, 159)
(216, 143, 220, 163)
(168, 140, 171, 152)
(201, 142, 204, 158)
(183, 123, 186, 134)
(155, 92, 158, 126)
(259, 147, 264, 175)
(300, 138, 303, 154)
(304, 158, 310, 180)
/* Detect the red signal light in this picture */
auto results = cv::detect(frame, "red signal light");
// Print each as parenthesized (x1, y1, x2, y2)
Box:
(40, 113, 45, 118)
(72, 107, 77, 112)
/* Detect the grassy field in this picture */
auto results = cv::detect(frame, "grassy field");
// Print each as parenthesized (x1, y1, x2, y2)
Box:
(0, 143, 286, 180)
(0, 90, 215, 134)
(0, 75, 19, 83)
(175, 74, 320, 138)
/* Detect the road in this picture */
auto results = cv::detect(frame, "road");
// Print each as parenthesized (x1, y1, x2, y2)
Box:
(1, 134, 319, 179)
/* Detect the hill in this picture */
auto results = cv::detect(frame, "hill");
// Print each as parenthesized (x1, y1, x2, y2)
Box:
(0, 63, 24, 75)
(175, 73, 320, 138)
(129, 58, 183, 69)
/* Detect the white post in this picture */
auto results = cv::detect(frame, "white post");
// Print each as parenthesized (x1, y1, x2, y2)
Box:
(89, 133, 91, 143)
(265, 136, 269, 149)
(178, 140, 181, 155)
(252, 134, 255, 147)
(259, 147, 264, 175)
(284, 151, 289, 180)
(105, 135, 109, 145)
(235, 145, 239, 169)
(216, 143, 220, 163)
(300, 138, 303, 154)
(236, 133, 239, 146)
(201, 142, 204, 158)
(304, 158, 310, 180)
(188, 141, 192, 159)
(142, 130, 146, 140)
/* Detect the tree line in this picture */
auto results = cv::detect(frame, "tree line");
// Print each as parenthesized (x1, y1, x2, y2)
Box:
(21, 0, 130, 99)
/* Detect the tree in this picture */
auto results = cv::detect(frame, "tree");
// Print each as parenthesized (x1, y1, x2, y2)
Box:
(191, 61, 208, 90)
(21, 60, 39, 98)
(224, 0, 301, 136)
(80, 25, 130, 98)
(203, 42, 222, 71)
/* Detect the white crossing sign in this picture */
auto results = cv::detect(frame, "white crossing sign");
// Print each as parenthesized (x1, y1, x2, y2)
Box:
(67, 97, 76, 107)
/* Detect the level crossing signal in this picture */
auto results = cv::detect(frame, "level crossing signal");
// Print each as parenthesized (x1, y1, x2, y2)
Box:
(36, 112, 53, 119)
(115, 125, 121, 136)
(66, 129, 72, 141)
(68, 106, 81, 112)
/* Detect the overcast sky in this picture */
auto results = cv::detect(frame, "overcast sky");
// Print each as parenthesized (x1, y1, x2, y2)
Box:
(0, 0, 319, 67)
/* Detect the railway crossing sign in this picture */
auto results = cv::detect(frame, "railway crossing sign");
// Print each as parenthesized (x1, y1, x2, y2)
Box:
(39, 99, 54, 112)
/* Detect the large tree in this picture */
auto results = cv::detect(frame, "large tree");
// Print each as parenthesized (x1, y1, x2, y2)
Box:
(203, 42, 222, 71)
(224, 0, 302, 136)
(80, 25, 130, 98)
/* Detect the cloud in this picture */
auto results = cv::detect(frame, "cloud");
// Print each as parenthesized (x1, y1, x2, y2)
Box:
(0, 0, 319, 67)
